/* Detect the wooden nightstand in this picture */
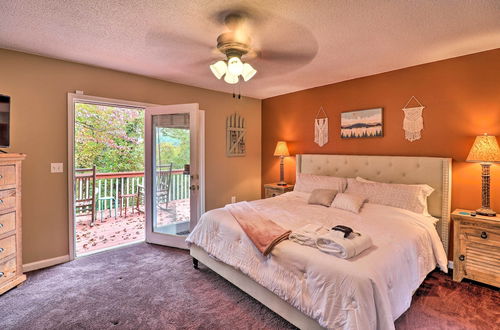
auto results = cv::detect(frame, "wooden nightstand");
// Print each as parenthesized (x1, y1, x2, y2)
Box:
(451, 209, 500, 287)
(264, 183, 294, 198)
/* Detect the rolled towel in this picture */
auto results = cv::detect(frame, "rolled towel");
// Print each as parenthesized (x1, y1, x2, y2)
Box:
(290, 224, 330, 247)
(316, 230, 373, 259)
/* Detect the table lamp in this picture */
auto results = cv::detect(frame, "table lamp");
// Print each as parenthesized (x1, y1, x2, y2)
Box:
(466, 133, 500, 216)
(274, 141, 290, 186)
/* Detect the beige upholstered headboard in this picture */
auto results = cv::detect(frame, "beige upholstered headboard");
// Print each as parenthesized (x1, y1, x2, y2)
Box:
(296, 154, 452, 254)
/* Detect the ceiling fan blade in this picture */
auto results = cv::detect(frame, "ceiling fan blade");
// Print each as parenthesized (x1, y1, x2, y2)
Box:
(257, 50, 315, 63)
(145, 30, 214, 50)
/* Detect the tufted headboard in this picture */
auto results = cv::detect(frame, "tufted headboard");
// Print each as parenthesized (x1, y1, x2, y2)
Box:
(296, 154, 452, 254)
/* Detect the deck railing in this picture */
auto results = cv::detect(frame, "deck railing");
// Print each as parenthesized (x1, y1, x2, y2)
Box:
(75, 169, 190, 214)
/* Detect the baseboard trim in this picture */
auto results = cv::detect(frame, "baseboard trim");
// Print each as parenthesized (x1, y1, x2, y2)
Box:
(23, 255, 70, 273)
(448, 261, 454, 270)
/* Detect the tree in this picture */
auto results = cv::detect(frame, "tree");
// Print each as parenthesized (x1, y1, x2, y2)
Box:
(156, 127, 190, 169)
(75, 103, 144, 172)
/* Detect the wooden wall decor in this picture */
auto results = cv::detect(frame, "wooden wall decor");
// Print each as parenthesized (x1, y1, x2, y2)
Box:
(226, 112, 246, 157)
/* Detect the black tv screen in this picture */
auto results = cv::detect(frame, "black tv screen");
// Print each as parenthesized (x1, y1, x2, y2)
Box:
(0, 95, 10, 148)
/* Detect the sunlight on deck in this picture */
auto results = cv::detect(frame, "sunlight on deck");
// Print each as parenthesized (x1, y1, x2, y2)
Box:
(75, 199, 189, 256)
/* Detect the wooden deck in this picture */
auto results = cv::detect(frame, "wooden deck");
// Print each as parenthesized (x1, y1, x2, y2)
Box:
(75, 199, 190, 256)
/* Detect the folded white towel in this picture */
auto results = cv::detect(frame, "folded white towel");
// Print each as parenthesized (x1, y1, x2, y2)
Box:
(289, 224, 330, 247)
(316, 230, 373, 259)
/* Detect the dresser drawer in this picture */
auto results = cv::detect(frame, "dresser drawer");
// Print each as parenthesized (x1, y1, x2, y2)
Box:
(0, 165, 16, 188)
(0, 190, 16, 212)
(0, 212, 15, 235)
(464, 243, 500, 285)
(461, 224, 500, 246)
(0, 235, 15, 260)
(0, 257, 16, 285)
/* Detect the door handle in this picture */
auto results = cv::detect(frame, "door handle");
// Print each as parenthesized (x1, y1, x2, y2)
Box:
(190, 185, 199, 191)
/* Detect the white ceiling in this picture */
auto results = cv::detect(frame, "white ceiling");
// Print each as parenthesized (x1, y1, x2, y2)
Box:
(0, 0, 499, 99)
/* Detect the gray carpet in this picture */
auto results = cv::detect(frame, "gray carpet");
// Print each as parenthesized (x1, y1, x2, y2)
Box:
(0, 243, 295, 330)
(1, 243, 498, 329)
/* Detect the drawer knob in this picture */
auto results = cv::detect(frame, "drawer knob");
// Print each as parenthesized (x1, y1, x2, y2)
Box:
(0, 199, 3, 204)
(480, 232, 488, 239)
(0, 223, 3, 228)
(0, 247, 3, 253)
(0, 272, 3, 278)
(0, 174, 3, 179)
(459, 255, 465, 261)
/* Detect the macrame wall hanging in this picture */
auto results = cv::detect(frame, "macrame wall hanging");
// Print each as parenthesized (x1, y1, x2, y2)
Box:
(314, 106, 329, 147)
(402, 96, 425, 142)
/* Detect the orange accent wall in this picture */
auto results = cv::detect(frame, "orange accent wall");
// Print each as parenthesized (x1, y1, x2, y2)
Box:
(262, 49, 500, 255)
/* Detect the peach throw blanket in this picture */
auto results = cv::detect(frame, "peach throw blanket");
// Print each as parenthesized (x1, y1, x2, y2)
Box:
(226, 202, 291, 255)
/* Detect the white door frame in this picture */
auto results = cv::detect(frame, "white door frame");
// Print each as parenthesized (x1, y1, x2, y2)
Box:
(67, 93, 205, 259)
(144, 104, 204, 249)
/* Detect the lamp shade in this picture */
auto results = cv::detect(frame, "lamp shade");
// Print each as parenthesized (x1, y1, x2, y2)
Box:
(466, 134, 500, 163)
(223, 72, 239, 84)
(241, 63, 257, 82)
(209, 60, 227, 80)
(227, 56, 243, 76)
(274, 141, 290, 157)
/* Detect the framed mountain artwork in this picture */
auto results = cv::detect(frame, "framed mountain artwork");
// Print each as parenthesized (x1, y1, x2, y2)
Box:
(340, 108, 383, 139)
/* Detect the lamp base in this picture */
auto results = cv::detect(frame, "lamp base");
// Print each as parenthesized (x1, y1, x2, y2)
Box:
(476, 207, 496, 217)
(277, 181, 287, 186)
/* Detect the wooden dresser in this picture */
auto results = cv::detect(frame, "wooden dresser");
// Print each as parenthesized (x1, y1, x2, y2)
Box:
(0, 153, 26, 295)
(452, 209, 500, 287)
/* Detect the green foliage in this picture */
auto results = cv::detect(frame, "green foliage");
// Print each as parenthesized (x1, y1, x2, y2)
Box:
(156, 127, 190, 170)
(75, 103, 144, 172)
(75, 103, 190, 173)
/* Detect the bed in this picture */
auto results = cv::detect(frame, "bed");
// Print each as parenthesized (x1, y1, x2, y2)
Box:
(188, 154, 452, 329)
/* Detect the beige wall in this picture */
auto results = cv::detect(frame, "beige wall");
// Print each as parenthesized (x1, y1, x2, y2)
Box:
(0, 49, 261, 264)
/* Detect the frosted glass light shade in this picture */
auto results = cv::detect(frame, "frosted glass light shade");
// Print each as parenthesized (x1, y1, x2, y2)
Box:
(466, 134, 500, 163)
(224, 72, 239, 84)
(227, 56, 243, 76)
(210, 60, 227, 79)
(274, 141, 290, 157)
(241, 63, 257, 81)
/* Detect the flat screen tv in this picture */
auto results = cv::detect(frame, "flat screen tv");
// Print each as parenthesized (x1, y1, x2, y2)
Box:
(0, 94, 10, 148)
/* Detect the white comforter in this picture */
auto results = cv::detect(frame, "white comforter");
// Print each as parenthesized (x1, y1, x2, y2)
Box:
(186, 192, 448, 330)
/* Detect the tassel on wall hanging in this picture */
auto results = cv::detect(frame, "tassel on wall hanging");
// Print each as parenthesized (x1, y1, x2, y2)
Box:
(314, 106, 329, 147)
(402, 96, 425, 142)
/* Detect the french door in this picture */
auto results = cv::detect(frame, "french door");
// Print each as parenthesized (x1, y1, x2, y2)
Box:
(144, 103, 203, 249)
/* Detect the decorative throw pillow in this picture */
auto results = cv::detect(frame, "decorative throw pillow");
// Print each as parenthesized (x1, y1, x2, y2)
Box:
(346, 178, 432, 214)
(308, 189, 338, 207)
(294, 173, 347, 194)
(355, 176, 434, 216)
(331, 193, 366, 213)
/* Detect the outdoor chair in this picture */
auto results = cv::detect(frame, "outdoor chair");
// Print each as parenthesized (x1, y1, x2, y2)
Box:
(75, 166, 97, 226)
(96, 187, 118, 221)
(136, 163, 173, 212)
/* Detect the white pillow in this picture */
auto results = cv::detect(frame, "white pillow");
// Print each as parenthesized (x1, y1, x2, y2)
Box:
(294, 173, 347, 194)
(331, 193, 366, 213)
(355, 177, 434, 216)
(346, 178, 433, 214)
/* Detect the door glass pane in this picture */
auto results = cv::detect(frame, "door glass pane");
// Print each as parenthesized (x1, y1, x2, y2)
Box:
(152, 113, 191, 236)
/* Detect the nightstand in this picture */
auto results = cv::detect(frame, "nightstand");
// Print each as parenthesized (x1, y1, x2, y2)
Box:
(264, 183, 294, 198)
(451, 209, 500, 287)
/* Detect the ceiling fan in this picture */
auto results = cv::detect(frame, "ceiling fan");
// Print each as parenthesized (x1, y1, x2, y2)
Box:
(209, 12, 258, 84)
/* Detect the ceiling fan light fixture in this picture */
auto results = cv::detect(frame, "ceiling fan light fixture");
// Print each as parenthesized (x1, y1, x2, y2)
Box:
(210, 60, 227, 79)
(241, 63, 257, 82)
(227, 56, 244, 76)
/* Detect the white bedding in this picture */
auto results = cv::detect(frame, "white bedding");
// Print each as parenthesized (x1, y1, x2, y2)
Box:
(186, 191, 448, 330)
